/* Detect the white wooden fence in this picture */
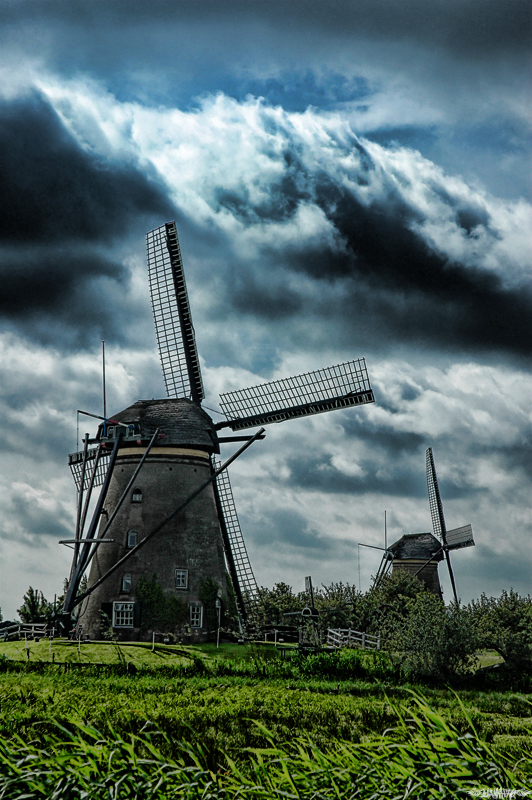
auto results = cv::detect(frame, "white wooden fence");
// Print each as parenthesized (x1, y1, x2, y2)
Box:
(327, 628, 380, 651)
(0, 623, 48, 641)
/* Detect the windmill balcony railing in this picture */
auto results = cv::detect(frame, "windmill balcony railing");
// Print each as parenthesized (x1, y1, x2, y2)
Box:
(327, 628, 380, 651)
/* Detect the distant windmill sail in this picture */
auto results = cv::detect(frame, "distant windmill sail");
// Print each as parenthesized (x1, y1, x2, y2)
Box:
(425, 446, 476, 605)
(218, 359, 374, 430)
(426, 447, 447, 544)
(445, 524, 474, 550)
(146, 222, 204, 403)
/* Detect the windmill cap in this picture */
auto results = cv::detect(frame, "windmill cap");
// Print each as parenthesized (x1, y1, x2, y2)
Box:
(97, 398, 219, 453)
(388, 532, 443, 561)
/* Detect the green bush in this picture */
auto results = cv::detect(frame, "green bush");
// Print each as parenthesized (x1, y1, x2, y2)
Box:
(469, 589, 532, 671)
(390, 592, 478, 681)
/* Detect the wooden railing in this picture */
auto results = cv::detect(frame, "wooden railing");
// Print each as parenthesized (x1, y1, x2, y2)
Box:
(327, 628, 380, 651)
(0, 623, 48, 641)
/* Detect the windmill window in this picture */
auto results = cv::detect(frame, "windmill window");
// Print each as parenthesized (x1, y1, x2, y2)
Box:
(127, 530, 138, 548)
(190, 603, 203, 628)
(113, 602, 134, 627)
(132, 489, 142, 503)
(121, 574, 132, 593)
(175, 569, 188, 589)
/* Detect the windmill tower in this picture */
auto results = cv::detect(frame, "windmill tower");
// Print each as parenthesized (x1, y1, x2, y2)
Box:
(62, 222, 375, 640)
(368, 448, 474, 602)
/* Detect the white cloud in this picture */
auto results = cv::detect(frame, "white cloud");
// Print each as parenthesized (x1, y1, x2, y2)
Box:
(32, 79, 531, 292)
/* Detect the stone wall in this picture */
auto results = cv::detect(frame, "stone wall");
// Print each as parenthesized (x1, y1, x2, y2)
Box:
(81, 446, 227, 641)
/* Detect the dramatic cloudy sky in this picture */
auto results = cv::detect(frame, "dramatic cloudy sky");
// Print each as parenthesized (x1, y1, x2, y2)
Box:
(0, 0, 530, 619)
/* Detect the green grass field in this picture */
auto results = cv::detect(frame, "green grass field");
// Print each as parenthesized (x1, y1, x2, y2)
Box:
(0, 637, 283, 665)
(0, 640, 530, 797)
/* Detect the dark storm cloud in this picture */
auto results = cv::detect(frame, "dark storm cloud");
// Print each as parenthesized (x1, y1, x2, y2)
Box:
(0, 93, 173, 245)
(230, 271, 303, 320)
(282, 451, 426, 498)
(222, 149, 532, 358)
(0, 92, 174, 344)
(2, 0, 529, 70)
(0, 248, 133, 347)
(8, 490, 72, 541)
(474, 544, 532, 593)
(0, 250, 124, 315)
(251, 507, 331, 552)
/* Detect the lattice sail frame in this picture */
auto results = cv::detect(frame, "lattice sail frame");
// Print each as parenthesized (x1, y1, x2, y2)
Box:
(213, 457, 259, 610)
(426, 446, 447, 544)
(69, 448, 111, 492)
(146, 222, 204, 403)
(219, 359, 374, 431)
(445, 524, 474, 550)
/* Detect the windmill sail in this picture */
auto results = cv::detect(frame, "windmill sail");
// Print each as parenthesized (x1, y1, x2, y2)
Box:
(446, 524, 474, 550)
(218, 359, 374, 431)
(212, 457, 258, 618)
(426, 447, 447, 544)
(147, 222, 204, 403)
(69, 447, 111, 491)
(426, 446, 467, 605)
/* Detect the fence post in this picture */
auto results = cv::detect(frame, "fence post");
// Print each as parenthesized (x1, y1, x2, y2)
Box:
(362, 633, 366, 649)
(377, 635, 380, 650)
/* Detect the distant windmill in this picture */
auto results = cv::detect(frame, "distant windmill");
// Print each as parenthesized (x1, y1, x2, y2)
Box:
(363, 448, 474, 603)
(61, 222, 375, 640)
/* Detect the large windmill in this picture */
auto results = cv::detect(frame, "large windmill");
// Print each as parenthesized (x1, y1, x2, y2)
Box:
(61, 221, 375, 640)
(369, 448, 474, 602)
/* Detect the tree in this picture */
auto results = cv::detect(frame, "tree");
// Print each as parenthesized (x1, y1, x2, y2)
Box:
(311, 582, 361, 631)
(469, 589, 532, 671)
(254, 582, 298, 626)
(18, 587, 52, 623)
(355, 570, 430, 640)
(389, 592, 478, 680)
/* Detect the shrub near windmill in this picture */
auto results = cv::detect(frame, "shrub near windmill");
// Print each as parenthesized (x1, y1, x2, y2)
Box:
(61, 222, 375, 641)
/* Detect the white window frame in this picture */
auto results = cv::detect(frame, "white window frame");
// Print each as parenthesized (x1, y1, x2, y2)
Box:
(190, 603, 203, 628)
(113, 602, 134, 628)
(121, 573, 132, 593)
(131, 489, 142, 503)
(175, 569, 188, 589)
(127, 530, 138, 548)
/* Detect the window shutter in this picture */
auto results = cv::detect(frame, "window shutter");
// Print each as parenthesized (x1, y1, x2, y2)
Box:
(133, 602, 141, 628)
(101, 602, 113, 624)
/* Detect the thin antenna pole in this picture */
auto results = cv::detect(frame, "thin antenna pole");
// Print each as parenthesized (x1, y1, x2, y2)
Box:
(102, 341, 107, 423)
(358, 543, 361, 591)
(384, 510, 387, 551)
